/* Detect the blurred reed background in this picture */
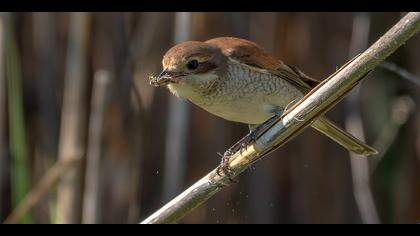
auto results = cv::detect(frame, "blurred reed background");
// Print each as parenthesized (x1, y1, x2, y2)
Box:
(0, 12, 419, 224)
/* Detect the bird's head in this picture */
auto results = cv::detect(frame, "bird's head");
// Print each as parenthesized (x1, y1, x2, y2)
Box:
(150, 41, 228, 98)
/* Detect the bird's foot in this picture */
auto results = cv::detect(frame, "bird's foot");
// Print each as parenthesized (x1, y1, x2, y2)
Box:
(215, 114, 283, 182)
(215, 132, 259, 182)
(216, 151, 237, 183)
(230, 131, 259, 156)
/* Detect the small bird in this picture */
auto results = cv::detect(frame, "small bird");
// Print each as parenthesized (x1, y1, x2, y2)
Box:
(150, 37, 377, 172)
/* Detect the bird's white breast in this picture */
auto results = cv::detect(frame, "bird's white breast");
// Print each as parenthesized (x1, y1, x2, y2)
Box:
(170, 59, 304, 125)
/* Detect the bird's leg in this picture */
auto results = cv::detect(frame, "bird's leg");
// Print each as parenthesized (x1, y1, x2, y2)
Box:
(217, 98, 302, 178)
(217, 113, 283, 178)
(217, 98, 304, 177)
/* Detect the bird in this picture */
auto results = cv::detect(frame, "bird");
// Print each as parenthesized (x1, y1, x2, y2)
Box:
(150, 36, 377, 174)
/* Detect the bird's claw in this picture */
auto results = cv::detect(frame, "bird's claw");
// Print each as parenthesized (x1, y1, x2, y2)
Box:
(216, 151, 237, 183)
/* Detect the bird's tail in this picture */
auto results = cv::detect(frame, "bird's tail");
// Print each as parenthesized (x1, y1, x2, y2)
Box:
(311, 116, 378, 156)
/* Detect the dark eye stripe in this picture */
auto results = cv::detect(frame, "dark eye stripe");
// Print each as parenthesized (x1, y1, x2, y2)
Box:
(194, 61, 217, 74)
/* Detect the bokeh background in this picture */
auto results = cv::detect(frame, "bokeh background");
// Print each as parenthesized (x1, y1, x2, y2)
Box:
(0, 12, 419, 224)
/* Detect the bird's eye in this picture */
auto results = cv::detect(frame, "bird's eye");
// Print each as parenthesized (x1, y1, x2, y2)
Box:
(187, 59, 199, 70)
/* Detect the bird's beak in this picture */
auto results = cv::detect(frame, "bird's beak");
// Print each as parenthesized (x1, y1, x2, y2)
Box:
(150, 69, 185, 86)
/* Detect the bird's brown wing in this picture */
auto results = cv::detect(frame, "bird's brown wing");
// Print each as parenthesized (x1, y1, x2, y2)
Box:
(205, 37, 320, 93)
(206, 37, 378, 157)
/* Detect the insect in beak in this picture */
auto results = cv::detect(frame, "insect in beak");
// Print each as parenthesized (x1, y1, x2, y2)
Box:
(149, 69, 185, 86)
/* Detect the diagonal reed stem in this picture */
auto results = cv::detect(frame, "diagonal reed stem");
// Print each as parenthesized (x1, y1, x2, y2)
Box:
(140, 12, 420, 224)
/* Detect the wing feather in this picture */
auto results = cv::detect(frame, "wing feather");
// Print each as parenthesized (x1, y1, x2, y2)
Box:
(205, 37, 319, 93)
